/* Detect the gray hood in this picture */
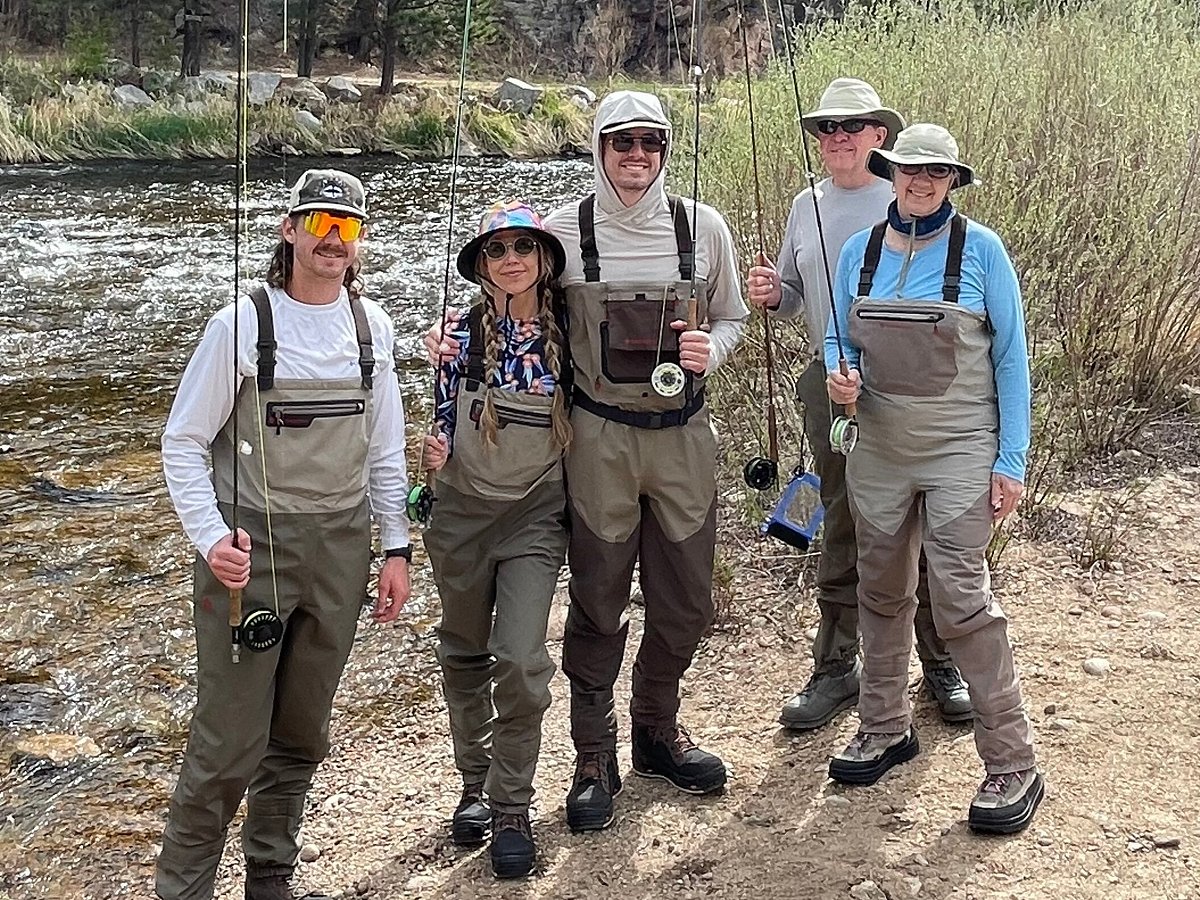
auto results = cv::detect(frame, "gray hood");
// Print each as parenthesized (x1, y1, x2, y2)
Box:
(593, 90, 673, 226)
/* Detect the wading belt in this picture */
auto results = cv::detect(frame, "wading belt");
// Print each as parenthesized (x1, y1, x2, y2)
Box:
(578, 193, 694, 282)
(857, 213, 967, 301)
(462, 299, 574, 399)
(572, 386, 705, 429)
(249, 286, 375, 390)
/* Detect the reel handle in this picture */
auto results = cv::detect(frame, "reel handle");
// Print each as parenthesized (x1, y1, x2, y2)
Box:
(838, 358, 857, 418)
(229, 587, 243, 664)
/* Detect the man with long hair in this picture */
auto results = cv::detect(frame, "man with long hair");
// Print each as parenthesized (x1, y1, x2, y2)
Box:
(157, 169, 412, 900)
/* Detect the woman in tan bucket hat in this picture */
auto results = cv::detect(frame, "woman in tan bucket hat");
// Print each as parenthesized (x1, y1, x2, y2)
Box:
(823, 124, 1043, 834)
(748, 79, 973, 733)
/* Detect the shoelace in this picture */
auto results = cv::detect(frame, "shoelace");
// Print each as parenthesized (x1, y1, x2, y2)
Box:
(576, 751, 613, 785)
(847, 731, 892, 754)
(494, 812, 531, 837)
(980, 771, 1021, 795)
(461, 783, 484, 804)
(928, 667, 964, 692)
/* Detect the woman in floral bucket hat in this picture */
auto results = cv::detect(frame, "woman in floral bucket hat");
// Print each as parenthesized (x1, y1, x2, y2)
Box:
(823, 124, 1044, 835)
(420, 200, 570, 878)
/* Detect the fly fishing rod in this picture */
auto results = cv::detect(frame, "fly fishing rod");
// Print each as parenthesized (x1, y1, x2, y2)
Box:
(650, 0, 705, 400)
(737, 0, 781, 491)
(775, 0, 857, 455)
(406, 0, 474, 525)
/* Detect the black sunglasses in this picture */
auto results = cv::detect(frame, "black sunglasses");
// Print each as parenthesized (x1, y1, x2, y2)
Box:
(483, 235, 539, 260)
(607, 134, 668, 153)
(815, 118, 882, 135)
(896, 163, 955, 179)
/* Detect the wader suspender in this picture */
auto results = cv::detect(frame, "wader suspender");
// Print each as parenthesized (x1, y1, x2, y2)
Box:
(463, 301, 574, 400)
(857, 214, 968, 302)
(248, 287, 375, 390)
(573, 194, 705, 429)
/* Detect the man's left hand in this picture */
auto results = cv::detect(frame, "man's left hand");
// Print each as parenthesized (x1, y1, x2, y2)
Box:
(374, 557, 411, 623)
(670, 320, 711, 375)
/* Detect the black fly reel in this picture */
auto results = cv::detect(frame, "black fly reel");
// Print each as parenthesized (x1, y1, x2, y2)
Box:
(743, 456, 779, 491)
(406, 483, 437, 525)
(239, 608, 284, 653)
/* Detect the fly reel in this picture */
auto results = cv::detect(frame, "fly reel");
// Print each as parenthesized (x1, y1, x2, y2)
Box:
(406, 483, 437, 525)
(829, 416, 858, 455)
(650, 362, 686, 398)
(742, 456, 779, 491)
(239, 608, 284, 653)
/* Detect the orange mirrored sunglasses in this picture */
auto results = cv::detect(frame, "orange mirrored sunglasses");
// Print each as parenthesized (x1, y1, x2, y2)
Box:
(302, 211, 364, 241)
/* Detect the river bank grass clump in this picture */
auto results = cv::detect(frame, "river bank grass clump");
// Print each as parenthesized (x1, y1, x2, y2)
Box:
(686, 0, 1200, 563)
(0, 56, 593, 163)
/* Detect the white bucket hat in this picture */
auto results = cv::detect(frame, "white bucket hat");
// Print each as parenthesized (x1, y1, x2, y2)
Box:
(866, 123, 979, 188)
(801, 77, 906, 150)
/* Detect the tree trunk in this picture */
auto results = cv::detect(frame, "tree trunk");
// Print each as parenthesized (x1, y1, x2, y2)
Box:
(378, 0, 398, 95)
(129, 0, 141, 67)
(180, 1, 201, 76)
(297, 0, 319, 77)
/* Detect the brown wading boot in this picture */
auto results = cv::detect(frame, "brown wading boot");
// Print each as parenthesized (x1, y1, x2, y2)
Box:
(565, 749, 623, 832)
(489, 808, 537, 879)
(450, 780, 491, 847)
(631, 723, 727, 794)
(968, 768, 1044, 835)
(245, 869, 332, 900)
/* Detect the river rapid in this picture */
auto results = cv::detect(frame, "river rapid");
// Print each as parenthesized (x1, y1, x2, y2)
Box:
(0, 156, 593, 897)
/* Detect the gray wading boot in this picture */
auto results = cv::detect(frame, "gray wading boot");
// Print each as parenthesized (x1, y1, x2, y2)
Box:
(968, 768, 1045, 835)
(245, 870, 332, 900)
(489, 808, 537, 879)
(779, 659, 861, 731)
(923, 664, 974, 723)
(450, 781, 491, 847)
(828, 728, 920, 786)
(565, 749, 622, 832)
(631, 723, 727, 794)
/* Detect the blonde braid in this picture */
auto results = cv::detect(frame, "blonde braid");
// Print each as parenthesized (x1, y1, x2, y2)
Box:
(479, 290, 503, 447)
(538, 271, 572, 450)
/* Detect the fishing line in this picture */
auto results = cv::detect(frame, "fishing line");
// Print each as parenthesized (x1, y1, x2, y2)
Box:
(407, 0, 474, 525)
(774, 0, 857, 455)
(737, 0, 780, 492)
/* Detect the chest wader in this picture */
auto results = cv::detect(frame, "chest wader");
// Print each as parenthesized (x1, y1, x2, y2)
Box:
(847, 216, 1035, 774)
(560, 194, 720, 751)
(157, 288, 376, 900)
(424, 304, 568, 812)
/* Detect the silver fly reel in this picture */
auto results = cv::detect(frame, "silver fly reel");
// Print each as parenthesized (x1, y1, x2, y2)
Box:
(650, 362, 686, 398)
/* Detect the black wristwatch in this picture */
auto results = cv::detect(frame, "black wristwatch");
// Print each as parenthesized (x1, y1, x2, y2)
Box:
(384, 545, 412, 562)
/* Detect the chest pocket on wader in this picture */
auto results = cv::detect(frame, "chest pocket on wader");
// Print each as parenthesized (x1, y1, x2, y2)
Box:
(852, 306, 960, 398)
(469, 397, 553, 430)
(265, 399, 366, 434)
(601, 289, 684, 383)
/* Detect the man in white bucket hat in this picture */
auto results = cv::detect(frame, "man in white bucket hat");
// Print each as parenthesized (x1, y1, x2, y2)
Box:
(748, 79, 972, 733)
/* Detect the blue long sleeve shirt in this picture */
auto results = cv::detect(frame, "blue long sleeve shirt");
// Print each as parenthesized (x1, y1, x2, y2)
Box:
(825, 219, 1032, 482)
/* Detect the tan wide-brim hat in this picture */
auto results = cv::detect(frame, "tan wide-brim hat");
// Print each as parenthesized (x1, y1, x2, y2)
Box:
(866, 123, 979, 188)
(801, 77, 906, 150)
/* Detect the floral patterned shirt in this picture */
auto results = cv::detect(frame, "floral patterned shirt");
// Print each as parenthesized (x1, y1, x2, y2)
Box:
(435, 313, 558, 449)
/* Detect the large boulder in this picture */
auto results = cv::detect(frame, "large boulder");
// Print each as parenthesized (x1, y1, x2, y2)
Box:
(491, 77, 543, 116)
(323, 76, 362, 104)
(177, 75, 207, 101)
(112, 84, 154, 110)
(101, 58, 142, 85)
(278, 78, 328, 116)
(294, 109, 322, 132)
(141, 69, 176, 97)
(202, 72, 237, 96)
(565, 84, 596, 109)
(247, 72, 281, 105)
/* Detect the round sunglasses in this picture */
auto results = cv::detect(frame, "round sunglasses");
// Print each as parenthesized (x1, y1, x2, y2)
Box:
(896, 163, 955, 179)
(814, 118, 883, 136)
(483, 235, 539, 260)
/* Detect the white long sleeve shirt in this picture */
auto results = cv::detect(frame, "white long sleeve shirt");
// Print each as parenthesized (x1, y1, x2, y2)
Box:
(161, 284, 411, 560)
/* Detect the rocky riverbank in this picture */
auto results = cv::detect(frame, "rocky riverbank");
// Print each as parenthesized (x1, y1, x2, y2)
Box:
(0, 60, 599, 163)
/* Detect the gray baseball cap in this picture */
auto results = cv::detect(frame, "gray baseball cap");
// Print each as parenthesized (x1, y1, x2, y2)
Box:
(287, 169, 368, 219)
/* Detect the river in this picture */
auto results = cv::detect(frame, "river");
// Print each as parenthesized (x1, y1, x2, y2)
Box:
(0, 155, 594, 898)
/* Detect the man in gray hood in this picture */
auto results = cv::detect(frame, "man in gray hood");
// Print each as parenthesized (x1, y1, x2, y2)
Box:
(424, 90, 747, 833)
(546, 89, 748, 831)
